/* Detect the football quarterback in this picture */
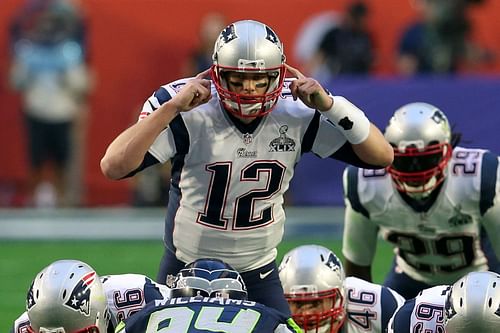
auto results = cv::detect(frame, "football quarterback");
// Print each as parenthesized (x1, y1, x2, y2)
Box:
(100, 19, 393, 315)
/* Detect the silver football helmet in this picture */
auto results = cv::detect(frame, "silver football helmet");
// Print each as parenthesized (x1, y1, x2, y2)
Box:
(384, 102, 452, 196)
(279, 245, 346, 333)
(26, 260, 108, 333)
(445, 271, 500, 333)
(211, 20, 286, 118)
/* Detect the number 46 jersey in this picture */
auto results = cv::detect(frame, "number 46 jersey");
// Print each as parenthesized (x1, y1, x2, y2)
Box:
(343, 277, 405, 333)
(116, 296, 301, 333)
(342, 147, 500, 285)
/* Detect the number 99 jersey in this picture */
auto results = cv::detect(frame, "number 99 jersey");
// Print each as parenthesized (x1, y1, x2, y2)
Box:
(387, 285, 449, 333)
(116, 296, 301, 333)
(342, 147, 500, 285)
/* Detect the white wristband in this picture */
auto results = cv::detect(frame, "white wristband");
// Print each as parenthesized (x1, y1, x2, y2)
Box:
(321, 96, 370, 144)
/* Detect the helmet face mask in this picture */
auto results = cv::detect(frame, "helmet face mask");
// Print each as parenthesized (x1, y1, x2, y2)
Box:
(384, 102, 452, 197)
(211, 20, 286, 118)
(287, 289, 345, 333)
(170, 258, 248, 301)
(26, 260, 108, 333)
(279, 245, 346, 333)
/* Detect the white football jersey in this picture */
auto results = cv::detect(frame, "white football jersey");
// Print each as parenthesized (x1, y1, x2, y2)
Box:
(139, 77, 350, 272)
(342, 277, 405, 333)
(387, 285, 449, 333)
(342, 147, 500, 284)
(11, 274, 170, 332)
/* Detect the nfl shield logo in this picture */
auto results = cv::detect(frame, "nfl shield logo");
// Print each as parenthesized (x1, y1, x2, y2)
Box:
(243, 133, 253, 145)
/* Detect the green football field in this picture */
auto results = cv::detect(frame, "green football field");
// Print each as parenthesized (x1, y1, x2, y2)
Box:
(1, 239, 394, 331)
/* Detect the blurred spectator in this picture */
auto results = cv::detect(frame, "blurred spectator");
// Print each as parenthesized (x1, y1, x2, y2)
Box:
(305, 1, 374, 81)
(8, 0, 92, 207)
(397, 0, 493, 76)
(181, 12, 226, 77)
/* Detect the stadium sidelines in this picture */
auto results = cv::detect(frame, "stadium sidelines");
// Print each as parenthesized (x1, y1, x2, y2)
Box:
(0, 206, 345, 240)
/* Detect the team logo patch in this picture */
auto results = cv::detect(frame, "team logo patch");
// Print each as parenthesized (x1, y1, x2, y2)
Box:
(448, 205, 472, 226)
(243, 133, 253, 145)
(269, 125, 295, 152)
(237, 148, 257, 158)
(64, 271, 96, 316)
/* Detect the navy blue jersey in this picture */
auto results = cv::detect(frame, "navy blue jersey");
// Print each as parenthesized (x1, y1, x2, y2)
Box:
(116, 296, 300, 333)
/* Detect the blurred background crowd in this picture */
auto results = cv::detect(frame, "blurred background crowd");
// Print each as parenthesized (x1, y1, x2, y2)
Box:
(1, 0, 499, 208)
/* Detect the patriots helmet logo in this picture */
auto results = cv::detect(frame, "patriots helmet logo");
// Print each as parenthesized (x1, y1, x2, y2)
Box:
(324, 253, 342, 272)
(26, 280, 36, 310)
(220, 24, 237, 44)
(64, 271, 96, 316)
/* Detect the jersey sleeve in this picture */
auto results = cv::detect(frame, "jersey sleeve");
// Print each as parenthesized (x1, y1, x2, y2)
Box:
(310, 110, 347, 158)
(136, 84, 182, 163)
(380, 286, 406, 332)
(342, 167, 379, 266)
(11, 311, 30, 333)
(387, 298, 415, 333)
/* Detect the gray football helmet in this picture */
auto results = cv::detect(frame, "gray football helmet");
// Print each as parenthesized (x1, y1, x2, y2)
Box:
(279, 245, 346, 333)
(26, 260, 108, 333)
(384, 102, 452, 196)
(211, 20, 286, 118)
(444, 271, 500, 333)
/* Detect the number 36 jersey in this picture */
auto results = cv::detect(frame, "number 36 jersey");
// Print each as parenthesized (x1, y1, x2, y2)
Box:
(139, 78, 351, 272)
(342, 147, 500, 285)
(116, 296, 301, 333)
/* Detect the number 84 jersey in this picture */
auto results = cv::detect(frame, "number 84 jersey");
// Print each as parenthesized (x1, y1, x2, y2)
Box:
(342, 147, 500, 285)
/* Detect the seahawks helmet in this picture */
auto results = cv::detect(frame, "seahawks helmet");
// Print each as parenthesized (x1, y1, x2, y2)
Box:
(384, 102, 452, 196)
(444, 271, 500, 333)
(279, 245, 346, 333)
(211, 20, 286, 118)
(26, 260, 108, 333)
(170, 258, 248, 300)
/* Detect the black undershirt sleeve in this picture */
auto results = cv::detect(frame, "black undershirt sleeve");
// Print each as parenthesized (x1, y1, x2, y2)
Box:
(329, 142, 383, 169)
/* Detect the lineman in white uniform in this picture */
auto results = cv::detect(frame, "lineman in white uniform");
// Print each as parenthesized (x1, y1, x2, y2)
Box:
(11, 260, 169, 333)
(100, 19, 393, 314)
(342, 102, 500, 299)
(279, 245, 405, 333)
(387, 271, 500, 333)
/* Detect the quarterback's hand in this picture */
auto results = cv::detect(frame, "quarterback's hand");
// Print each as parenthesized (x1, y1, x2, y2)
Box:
(171, 69, 212, 112)
(286, 63, 333, 112)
